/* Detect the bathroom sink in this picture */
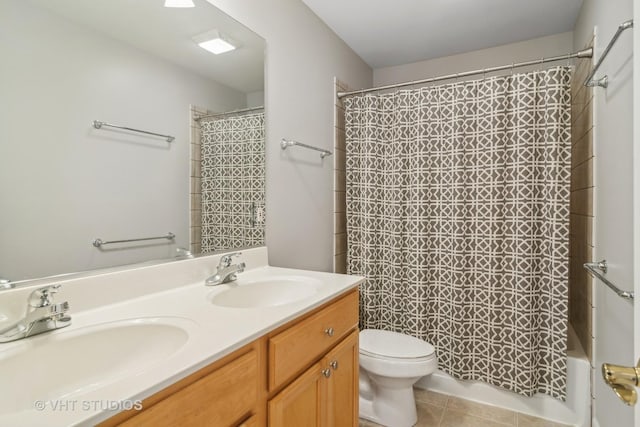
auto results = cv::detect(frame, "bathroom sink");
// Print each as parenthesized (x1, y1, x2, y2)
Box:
(0, 317, 194, 413)
(210, 276, 320, 308)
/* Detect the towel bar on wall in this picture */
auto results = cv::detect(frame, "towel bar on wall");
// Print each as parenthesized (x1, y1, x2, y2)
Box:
(93, 232, 175, 248)
(583, 260, 634, 302)
(281, 138, 332, 159)
(584, 19, 634, 88)
(93, 120, 175, 142)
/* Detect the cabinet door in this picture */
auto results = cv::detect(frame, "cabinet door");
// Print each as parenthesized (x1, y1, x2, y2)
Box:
(325, 330, 359, 427)
(268, 361, 328, 427)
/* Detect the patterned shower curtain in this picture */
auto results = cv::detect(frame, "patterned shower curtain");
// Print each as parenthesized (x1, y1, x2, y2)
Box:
(345, 67, 572, 399)
(200, 112, 265, 252)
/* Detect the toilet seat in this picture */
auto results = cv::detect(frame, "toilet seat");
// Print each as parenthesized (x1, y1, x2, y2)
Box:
(360, 329, 435, 360)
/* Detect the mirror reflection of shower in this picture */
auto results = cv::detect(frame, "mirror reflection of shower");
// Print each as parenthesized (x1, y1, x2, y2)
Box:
(1, 0, 266, 282)
(190, 105, 266, 254)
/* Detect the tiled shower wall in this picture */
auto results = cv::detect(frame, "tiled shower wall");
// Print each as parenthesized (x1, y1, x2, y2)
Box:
(569, 39, 595, 361)
(333, 78, 349, 273)
(189, 105, 207, 255)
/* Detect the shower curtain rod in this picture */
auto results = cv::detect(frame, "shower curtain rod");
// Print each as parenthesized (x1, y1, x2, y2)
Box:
(195, 105, 264, 121)
(337, 47, 593, 99)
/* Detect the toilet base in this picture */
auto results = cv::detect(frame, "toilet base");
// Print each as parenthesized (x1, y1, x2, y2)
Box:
(359, 383, 418, 427)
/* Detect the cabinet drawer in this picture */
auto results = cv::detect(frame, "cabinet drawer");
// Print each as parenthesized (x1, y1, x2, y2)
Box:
(120, 350, 258, 427)
(268, 290, 358, 390)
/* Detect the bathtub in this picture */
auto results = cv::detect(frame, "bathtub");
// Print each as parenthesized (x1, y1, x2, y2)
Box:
(415, 325, 591, 426)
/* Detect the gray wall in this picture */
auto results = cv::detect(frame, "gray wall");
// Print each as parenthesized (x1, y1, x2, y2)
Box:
(573, 0, 635, 426)
(374, 32, 574, 86)
(0, 1, 247, 280)
(207, 0, 373, 271)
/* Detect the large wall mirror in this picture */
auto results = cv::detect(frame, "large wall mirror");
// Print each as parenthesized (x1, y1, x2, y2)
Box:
(0, 0, 266, 284)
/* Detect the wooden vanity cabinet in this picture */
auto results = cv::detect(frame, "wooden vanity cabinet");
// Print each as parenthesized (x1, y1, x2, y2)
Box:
(268, 360, 326, 426)
(119, 349, 258, 426)
(325, 330, 359, 427)
(267, 290, 359, 391)
(268, 330, 359, 427)
(267, 289, 359, 427)
(99, 339, 264, 427)
(237, 414, 259, 427)
(101, 288, 359, 427)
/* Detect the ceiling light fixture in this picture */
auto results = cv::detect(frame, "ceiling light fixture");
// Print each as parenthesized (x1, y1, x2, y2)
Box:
(164, 0, 195, 8)
(193, 30, 238, 55)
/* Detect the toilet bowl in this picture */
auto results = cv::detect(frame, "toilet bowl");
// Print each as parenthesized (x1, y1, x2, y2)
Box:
(359, 329, 437, 427)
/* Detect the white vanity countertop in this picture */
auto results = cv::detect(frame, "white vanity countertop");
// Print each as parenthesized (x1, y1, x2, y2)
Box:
(0, 247, 364, 427)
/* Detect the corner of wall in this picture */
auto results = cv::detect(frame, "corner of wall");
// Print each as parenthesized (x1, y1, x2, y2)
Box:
(568, 35, 595, 363)
(189, 105, 205, 255)
(333, 77, 348, 273)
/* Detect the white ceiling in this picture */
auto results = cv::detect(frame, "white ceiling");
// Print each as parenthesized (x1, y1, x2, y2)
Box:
(302, 0, 584, 69)
(29, 0, 265, 93)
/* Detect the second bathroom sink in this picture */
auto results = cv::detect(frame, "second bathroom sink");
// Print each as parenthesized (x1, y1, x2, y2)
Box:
(209, 276, 320, 308)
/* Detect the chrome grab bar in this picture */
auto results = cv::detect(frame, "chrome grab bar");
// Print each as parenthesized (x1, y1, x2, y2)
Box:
(93, 120, 175, 142)
(93, 232, 175, 248)
(281, 138, 332, 159)
(584, 19, 634, 88)
(583, 260, 634, 302)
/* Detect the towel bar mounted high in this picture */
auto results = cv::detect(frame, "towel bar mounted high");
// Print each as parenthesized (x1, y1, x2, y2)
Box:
(585, 19, 634, 88)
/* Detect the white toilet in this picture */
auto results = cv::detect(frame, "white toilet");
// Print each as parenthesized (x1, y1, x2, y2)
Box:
(359, 329, 437, 427)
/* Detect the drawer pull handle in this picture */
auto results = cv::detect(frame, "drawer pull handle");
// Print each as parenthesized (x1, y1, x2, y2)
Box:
(322, 368, 332, 378)
(330, 360, 338, 370)
(325, 327, 335, 337)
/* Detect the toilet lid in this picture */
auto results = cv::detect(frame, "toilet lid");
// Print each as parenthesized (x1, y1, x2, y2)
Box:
(360, 329, 435, 359)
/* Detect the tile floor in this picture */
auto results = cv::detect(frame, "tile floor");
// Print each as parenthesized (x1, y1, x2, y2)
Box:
(359, 389, 572, 427)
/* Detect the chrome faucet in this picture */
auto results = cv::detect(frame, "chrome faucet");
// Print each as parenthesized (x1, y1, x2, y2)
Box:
(205, 252, 246, 286)
(0, 278, 13, 290)
(0, 285, 71, 343)
(175, 247, 194, 259)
